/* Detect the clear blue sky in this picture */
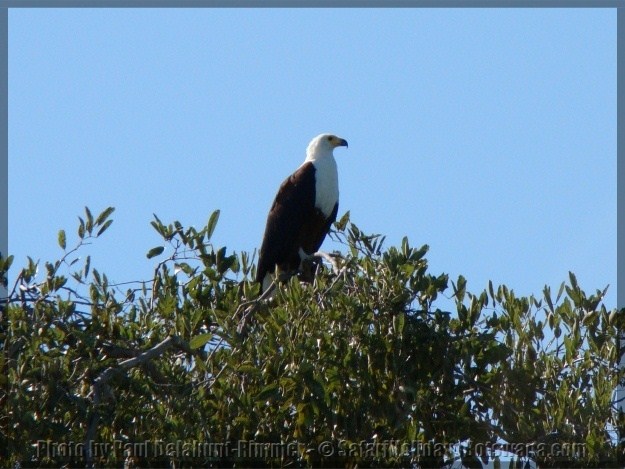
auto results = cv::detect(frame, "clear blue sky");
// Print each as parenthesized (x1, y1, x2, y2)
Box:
(8, 8, 617, 310)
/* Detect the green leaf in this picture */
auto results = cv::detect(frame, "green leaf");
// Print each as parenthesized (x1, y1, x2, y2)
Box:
(150, 214, 167, 237)
(488, 280, 495, 301)
(401, 236, 410, 257)
(85, 206, 94, 233)
(555, 281, 565, 303)
(77, 218, 85, 239)
(0, 254, 13, 272)
(54, 276, 67, 291)
(237, 364, 261, 375)
(393, 312, 405, 334)
(453, 275, 467, 302)
(256, 383, 279, 401)
(57, 230, 66, 250)
(190, 333, 212, 350)
(95, 206, 115, 226)
(543, 285, 554, 312)
(583, 310, 598, 326)
(84, 255, 91, 280)
(206, 210, 220, 240)
(335, 210, 350, 231)
(146, 246, 165, 259)
(96, 219, 113, 237)
(174, 262, 195, 276)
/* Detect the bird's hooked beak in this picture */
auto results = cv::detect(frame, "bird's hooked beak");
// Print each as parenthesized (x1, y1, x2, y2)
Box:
(336, 138, 348, 149)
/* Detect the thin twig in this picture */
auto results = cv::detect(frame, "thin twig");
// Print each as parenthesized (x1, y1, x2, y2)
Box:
(234, 280, 277, 335)
(7, 271, 23, 302)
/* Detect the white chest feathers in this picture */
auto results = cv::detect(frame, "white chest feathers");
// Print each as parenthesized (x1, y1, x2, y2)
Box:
(311, 156, 339, 218)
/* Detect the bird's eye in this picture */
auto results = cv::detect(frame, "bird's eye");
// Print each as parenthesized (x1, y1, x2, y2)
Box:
(327, 136, 333, 141)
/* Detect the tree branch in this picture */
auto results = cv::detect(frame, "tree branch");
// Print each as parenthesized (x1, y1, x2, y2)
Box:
(234, 279, 277, 336)
(312, 250, 343, 275)
(83, 335, 189, 466)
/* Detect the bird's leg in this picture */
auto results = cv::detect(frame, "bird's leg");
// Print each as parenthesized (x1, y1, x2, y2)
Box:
(298, 247, 343, 278)
(298, 248, 319, 283)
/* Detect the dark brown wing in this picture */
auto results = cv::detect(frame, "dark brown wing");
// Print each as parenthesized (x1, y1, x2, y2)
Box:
(299, 202, 338, 255)
(256, 162, 317, 284)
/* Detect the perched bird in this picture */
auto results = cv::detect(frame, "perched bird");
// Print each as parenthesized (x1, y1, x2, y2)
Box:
(256, 133, 348, 292)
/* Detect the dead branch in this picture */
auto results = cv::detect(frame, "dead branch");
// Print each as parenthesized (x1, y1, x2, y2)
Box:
(312, 250, 343, 275)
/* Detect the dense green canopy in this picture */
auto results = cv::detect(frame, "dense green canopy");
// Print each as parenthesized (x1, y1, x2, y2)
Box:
(1, 207, 623, 468)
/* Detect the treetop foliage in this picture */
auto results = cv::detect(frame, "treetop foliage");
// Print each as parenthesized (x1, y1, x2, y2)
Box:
(1, 206, 624, 468)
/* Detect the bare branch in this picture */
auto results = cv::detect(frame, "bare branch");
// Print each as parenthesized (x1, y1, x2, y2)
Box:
(312, 250, 343, 275)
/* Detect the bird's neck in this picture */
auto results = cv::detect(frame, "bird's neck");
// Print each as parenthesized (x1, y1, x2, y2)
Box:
(304, 148, 334, 163)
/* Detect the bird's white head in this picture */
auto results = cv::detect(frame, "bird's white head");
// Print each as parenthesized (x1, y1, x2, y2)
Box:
(305, 133, 348, 162)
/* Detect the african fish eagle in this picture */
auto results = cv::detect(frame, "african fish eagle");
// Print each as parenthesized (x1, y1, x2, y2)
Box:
(256, 133, 348, 292)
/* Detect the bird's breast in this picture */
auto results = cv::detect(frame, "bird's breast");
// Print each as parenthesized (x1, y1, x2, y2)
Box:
(312, 157, 339, 218)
